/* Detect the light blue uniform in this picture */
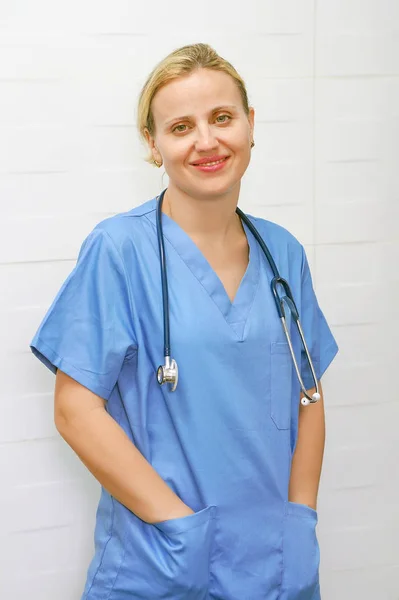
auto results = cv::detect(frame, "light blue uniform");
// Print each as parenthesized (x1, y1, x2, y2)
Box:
(30, 196, 339, 600)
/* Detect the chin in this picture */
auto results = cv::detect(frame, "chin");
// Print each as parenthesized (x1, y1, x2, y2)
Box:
(189, 174, 241, 198)
(206, 178, 241, 197)
(189, 183, 235, 201)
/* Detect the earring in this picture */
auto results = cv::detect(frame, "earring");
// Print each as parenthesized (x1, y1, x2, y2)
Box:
(250, 140, 255, 149)
(153, 159, 162, 168)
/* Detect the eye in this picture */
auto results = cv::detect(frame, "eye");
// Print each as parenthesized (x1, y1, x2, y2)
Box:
(215, 114, 231, 123)
(172, 123, 188, 133)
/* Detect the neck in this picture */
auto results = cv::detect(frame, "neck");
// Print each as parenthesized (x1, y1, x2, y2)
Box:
(162, 183, 244, 245)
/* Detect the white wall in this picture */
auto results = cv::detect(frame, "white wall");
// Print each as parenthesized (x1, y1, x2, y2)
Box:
(1, 1, 398, 598)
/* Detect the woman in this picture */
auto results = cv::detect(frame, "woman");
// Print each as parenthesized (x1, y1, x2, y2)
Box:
(30, 43, 338, 600)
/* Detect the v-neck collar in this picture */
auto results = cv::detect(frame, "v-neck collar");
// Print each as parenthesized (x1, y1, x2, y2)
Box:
(145, 198, 260, 341)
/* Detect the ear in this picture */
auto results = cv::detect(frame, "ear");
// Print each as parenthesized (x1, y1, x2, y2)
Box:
(248, 107, 255, 141)
(144, 128, 162, 164)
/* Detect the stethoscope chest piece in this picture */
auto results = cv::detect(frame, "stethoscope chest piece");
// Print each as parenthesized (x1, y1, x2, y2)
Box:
(157, 357, 179, 392)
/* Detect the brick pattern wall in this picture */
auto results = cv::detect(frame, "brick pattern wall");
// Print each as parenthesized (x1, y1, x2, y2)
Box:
(1, 1, 398, 598)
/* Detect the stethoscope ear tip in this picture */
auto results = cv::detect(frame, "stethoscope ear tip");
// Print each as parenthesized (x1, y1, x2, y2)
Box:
(301, 392, 321, 406)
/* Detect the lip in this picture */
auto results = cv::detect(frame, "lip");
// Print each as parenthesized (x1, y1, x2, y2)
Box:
(191, 155, 229, 166)
(191, 156, 230, 173)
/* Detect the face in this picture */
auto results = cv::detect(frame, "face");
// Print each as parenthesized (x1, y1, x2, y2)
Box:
(145, 68, 255, 200)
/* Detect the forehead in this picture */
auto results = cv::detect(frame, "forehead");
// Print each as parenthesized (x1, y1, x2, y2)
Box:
(151, 69, 243, 122)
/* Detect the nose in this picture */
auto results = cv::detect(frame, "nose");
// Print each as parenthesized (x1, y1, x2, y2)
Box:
(194, 124, 219, 152)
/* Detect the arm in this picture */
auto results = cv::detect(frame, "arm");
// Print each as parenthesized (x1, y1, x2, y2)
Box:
(288, 380, 325, 511)
(54, 369, 194, 524)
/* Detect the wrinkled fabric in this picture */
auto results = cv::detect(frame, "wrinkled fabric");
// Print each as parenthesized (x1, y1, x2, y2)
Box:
(30, 196, 338, 599)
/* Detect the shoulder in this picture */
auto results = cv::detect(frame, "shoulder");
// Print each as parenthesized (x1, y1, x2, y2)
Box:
(242, 211, 308, 281)
(244, 211, 304, 259)
(82, 197, 158, 253)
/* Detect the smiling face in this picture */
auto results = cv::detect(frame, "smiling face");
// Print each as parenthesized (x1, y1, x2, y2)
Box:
(145, 68, 254, 201)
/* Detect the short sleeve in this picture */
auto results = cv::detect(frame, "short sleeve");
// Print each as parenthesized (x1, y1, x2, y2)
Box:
(299, 246, 339, 390)
(30, 227, 137, 400)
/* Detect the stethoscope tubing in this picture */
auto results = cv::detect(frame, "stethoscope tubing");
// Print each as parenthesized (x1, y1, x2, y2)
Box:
(156, 188, 319, 405)
(156, 189, 171, 358)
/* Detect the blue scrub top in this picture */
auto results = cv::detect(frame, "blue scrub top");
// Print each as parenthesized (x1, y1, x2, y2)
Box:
(30, 196, 338, 600)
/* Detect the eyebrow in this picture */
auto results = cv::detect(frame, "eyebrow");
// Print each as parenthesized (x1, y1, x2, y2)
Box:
(164, 105, 238, 127)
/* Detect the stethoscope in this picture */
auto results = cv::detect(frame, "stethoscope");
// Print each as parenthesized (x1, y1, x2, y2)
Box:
(155, 188, 320, 406)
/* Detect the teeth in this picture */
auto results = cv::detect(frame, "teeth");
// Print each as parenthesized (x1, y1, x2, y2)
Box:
(197, 158, 225, 166)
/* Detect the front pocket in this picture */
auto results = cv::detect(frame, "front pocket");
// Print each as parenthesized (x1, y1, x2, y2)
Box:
(152, 504, 216, 535)
(150, 505, 217, 599)
(270, 341, 292, 430)
(280, 501, 320, 600)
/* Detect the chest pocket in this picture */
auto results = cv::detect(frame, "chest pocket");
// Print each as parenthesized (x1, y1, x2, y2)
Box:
(270, 341, 292, 430)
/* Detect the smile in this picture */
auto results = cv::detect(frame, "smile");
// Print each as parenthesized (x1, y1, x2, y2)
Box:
(193, 158, 226, 167)
(191, 156, 230, 172)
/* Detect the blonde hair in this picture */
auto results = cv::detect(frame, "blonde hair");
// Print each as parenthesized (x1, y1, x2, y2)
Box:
(137, 43, 250, 164)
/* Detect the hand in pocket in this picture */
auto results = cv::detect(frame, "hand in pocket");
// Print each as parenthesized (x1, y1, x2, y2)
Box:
(149, 503, 195, 525)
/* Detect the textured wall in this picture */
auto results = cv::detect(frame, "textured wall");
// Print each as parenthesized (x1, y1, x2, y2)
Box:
(1, 1, 398, 598)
